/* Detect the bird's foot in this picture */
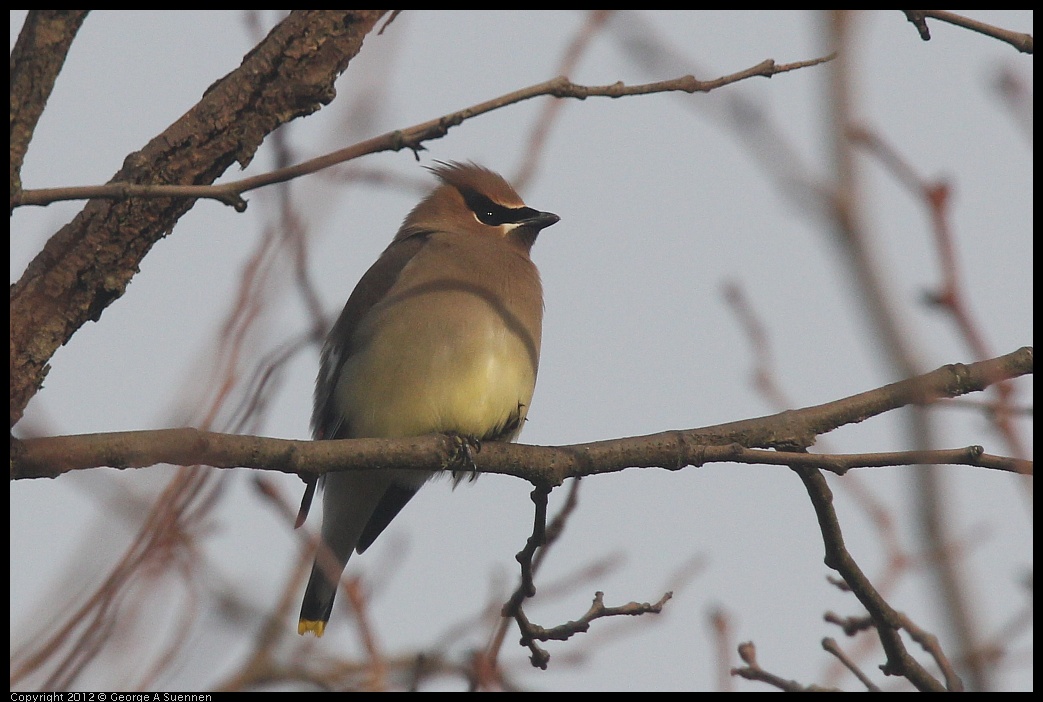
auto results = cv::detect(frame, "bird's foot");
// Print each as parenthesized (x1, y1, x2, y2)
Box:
(444, 432, 482, 483)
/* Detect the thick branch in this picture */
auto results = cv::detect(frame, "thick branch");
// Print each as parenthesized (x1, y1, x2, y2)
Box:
(9, 10, 389, 428)
(9, 11, 91, 195)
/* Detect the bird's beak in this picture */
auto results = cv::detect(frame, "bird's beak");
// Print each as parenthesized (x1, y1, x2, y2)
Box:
(523, 210, 560, 231)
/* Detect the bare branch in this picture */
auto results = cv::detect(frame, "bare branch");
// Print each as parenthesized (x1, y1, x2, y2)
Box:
(903, 10, 1033, 53)
(12, 53, 836, 211)
(732, 641, 840, 692)
(791, 463, 951, 691)
(9, 10, 389, 428)
(10, 11, 90, 194)
(11, 347, 1032, 482)
(821, 638, 881, 691)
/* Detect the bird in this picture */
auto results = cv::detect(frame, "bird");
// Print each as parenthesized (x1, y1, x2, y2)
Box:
(296, 161, 559, 636)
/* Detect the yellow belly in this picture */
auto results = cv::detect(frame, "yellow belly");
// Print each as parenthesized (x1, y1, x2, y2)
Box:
(334, 292, 538, 441)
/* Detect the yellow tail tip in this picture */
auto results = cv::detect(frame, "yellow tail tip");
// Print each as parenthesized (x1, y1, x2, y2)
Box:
(298, 619, 326, 637)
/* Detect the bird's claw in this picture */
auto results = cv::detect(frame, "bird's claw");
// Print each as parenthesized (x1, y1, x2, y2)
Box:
(445, 433, 482, 482)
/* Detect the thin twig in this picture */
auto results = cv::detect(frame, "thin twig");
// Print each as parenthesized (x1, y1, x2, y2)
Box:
(12, 55, 836, 210)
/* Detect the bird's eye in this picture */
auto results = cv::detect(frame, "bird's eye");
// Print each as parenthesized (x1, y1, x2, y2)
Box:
(463, 191, 516, 226)
(462, 191, 543, 228)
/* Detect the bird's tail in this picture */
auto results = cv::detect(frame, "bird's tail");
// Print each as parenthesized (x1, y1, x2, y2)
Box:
(297, 469, 425, 636)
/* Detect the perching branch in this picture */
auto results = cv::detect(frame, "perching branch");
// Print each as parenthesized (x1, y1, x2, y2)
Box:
(11, 347, 1033, 482)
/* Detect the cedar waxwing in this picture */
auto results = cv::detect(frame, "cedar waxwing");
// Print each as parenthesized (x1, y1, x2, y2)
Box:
(297, 161, 559, 636)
